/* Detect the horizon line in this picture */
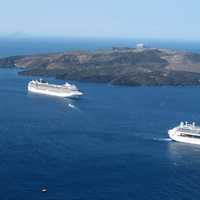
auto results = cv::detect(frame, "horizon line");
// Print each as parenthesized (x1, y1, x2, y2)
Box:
(1, 34, 200, 43)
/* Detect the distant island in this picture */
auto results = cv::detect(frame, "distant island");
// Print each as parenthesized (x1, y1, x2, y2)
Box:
(1, 45, 200, 86)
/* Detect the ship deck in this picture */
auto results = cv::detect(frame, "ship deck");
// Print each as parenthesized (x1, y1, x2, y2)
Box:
(30, 83, 72, 93)
(177, 127, 200, 137)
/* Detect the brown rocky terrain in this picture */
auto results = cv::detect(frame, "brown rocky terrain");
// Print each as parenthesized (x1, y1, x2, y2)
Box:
(1, 47, 200, 85)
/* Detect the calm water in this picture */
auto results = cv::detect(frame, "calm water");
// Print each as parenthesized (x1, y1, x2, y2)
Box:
(1, 38, 200, 199)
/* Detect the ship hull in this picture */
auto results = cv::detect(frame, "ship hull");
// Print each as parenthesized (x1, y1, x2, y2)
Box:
(28, 85, 82, 98)
(168, 129, 200, 145)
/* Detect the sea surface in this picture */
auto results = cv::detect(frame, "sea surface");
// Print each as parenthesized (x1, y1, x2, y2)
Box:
(1, 38, 200, 199)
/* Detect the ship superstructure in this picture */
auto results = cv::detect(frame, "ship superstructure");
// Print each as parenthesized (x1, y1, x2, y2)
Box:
(168, 122, 200, 145)
(28, 79, 82, 98)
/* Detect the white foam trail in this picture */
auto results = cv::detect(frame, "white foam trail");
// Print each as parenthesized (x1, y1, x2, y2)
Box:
(153, 138, 172, 142)
(68, 103, 75, 109)
(68, 103, 74, 108)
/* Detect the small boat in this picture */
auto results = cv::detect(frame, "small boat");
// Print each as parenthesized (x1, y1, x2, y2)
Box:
(68, 103, 75, 108)
(28, 79, 83, 98)
(168, 121, 200, 145)
(41, 187, 48, 193)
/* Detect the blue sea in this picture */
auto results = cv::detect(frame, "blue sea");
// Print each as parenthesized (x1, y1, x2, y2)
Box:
(1, 38, 200, 199)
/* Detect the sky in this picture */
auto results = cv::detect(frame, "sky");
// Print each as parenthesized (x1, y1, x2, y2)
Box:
(0, 0, 199, 40)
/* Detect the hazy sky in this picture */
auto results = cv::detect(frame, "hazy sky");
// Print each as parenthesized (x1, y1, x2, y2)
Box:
(0, 0, 199, 40)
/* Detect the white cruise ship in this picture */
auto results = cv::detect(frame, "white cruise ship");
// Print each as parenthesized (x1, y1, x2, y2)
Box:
(28, 79, 83, 98)
(168, 122, 200, 145)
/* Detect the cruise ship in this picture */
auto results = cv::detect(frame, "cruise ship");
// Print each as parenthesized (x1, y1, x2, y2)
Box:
(168, 122, 200, 145)
(28, 79, 83, 98)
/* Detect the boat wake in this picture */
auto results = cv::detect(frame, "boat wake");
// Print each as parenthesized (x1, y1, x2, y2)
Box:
(153, 137, 172, 142)
(68, 103, 76, 109)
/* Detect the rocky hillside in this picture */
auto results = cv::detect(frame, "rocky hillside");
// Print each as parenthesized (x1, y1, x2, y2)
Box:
(1, 47, 200, 86)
